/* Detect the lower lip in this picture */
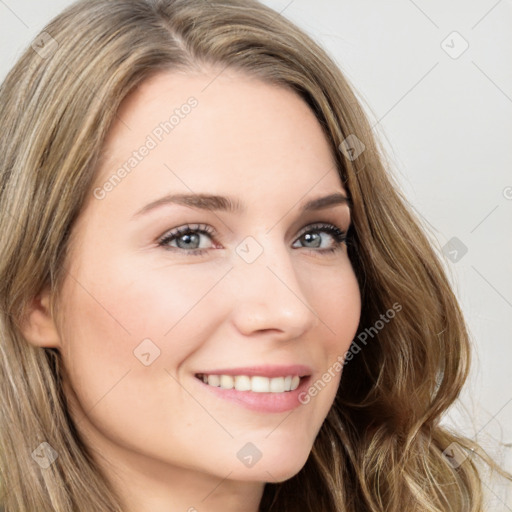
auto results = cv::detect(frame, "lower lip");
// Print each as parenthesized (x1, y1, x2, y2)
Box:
(193, 375, 311, 413)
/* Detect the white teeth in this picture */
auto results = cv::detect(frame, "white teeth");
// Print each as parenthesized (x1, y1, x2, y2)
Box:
(207, 374, 220, 387)
(269, 376, 285, 393)
(199, 374, 303, 393)
(251, 376, 270, 393)
(234, 375, 251, 391)
(220, 375, 234, 389)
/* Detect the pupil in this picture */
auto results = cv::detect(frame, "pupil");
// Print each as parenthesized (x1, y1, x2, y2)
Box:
(178, 233, 199, 249)
(303, 232, 320, 248)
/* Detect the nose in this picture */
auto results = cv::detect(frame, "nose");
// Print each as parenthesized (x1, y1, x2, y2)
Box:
(227, 236, 318, 340)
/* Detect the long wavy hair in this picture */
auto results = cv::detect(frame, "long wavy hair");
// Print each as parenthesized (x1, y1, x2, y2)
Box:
(0, 0, 509, 510)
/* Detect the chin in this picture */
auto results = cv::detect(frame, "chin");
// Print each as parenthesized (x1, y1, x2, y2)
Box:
(236, 452, 310, 483)
(266, 465, 305, 483)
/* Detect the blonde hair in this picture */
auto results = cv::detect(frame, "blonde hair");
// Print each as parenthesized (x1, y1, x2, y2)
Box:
(0, 0, 509, 510)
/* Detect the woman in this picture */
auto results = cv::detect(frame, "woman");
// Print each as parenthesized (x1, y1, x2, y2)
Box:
(0, 0, 509, 510)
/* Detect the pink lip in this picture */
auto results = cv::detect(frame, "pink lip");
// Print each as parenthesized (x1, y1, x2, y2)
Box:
(194, 364, 312, 378)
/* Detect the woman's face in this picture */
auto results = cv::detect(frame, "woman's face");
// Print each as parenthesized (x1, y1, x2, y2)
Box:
(55, 69, 361, 504)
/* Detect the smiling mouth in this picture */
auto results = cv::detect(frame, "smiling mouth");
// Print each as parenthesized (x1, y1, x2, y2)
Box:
(195, 373, 307, 393)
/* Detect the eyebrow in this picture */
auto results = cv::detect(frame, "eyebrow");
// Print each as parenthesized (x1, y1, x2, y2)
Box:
(132, 192, 351, 218)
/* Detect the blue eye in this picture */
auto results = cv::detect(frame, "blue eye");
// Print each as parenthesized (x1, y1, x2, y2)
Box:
(293, 223, 347, 253)
(157, 222, 348, 256)
(158, 224, 216, 255)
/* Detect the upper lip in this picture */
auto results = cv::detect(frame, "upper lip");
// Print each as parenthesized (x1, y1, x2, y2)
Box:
(195, 364, 313, 378)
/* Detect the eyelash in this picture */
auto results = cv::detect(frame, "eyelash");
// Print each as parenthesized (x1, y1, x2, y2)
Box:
(157, 222, 348, 256)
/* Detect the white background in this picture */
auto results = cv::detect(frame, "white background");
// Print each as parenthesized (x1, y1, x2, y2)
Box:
(1, 0, 511, 507)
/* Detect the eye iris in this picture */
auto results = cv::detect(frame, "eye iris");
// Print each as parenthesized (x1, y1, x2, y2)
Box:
(177, 232, 200, 249)
(302, 232, 321, 248)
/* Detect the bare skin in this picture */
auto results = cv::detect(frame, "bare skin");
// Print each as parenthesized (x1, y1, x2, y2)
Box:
(22, 68, 361, 512)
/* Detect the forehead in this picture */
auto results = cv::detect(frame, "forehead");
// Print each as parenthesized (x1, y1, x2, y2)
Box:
(99, 69, 337, 162)
(86, 69, 346, 220)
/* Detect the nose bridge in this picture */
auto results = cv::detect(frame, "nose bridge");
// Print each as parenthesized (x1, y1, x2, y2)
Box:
(228, 233, 317, 337)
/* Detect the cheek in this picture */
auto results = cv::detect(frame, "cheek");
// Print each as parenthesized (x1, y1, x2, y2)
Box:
(56, 269, 213, 456)
(310, 260, 362, 350)
(56, 257, 229, 409)
(311, 264, 361, 404)
(61, 253, 224, 348)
